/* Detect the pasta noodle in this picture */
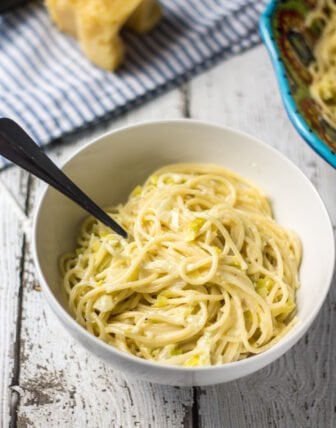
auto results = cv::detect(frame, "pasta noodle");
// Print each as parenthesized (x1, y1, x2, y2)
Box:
(61, 164, 301, 367)
(307, 0, 336, 127)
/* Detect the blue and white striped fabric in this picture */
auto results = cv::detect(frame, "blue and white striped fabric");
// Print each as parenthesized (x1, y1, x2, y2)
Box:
(0, 0, 267, 169)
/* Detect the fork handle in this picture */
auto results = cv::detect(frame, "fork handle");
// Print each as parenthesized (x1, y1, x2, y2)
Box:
(0, 118, 128, 238)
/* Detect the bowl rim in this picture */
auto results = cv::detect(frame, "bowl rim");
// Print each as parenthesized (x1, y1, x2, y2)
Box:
(259, 0, 336, 169)
(32, 118, 335, 373)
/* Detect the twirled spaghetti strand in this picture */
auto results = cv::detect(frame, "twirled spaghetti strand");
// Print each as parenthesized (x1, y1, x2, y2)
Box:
(61, 164, 301, 366)
(307, 0, 336, 127)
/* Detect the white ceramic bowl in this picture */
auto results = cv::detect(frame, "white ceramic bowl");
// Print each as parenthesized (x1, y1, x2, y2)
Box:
(33, 120, 335, 386)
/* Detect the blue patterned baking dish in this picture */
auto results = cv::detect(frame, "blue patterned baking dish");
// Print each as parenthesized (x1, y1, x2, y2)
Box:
(259, 0, 336, 168)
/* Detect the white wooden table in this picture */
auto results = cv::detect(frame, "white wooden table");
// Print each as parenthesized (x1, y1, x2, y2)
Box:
(1, 46, 335, 428)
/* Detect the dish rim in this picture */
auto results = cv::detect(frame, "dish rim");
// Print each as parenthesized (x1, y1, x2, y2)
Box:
(32, 118, 335, 373)
(259, 0, 336, 169)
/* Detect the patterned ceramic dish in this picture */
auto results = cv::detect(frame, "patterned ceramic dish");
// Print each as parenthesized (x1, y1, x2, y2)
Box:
(259, 0, 336, 168)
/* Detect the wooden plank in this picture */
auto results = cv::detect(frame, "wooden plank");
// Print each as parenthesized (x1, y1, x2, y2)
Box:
(0, 168, 29, 427)
(189, 45, 336, 427)
(16, 89, 196, 427)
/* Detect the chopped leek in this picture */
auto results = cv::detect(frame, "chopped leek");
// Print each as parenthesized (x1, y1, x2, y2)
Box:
(273, 298, 296, 318)
(170, 347, 183, 356)
(165, 177, 175, 185)
(154, 295, 168, 308)
(92, 241, 101, 252)
(131, 185, 142, 197)
(186, 218, 206, 241)
(150, 175, 158, 186)
(214, 246, 222, 256)
(99, 231, 111, 238)
(255, 277, 274, 298)
(184, 355, 201, 367)
(229, 258, 241, 269)
(161, 289, 177, 298)
(93, 295, 114, 312)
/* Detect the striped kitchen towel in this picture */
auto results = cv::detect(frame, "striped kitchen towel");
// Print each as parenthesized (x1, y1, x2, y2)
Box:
(0, 0, 267, 168)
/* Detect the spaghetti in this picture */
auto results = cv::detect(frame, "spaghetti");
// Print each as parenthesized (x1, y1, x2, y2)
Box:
(61, 164, 301, 366)
(307, 0, 336, 127)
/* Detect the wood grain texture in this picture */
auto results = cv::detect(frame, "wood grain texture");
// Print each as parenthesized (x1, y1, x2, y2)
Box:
(189, 46, 336, 428)
(0, 168, 29, 428)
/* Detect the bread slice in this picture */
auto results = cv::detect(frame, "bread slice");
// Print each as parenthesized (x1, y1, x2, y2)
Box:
(45, 0, 162, 70)
(45, 0, 78, 36)
(126, 0, 162, 34)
